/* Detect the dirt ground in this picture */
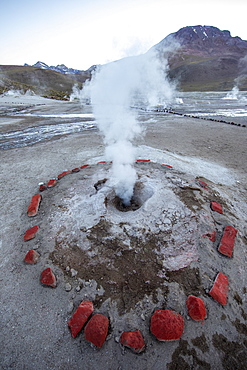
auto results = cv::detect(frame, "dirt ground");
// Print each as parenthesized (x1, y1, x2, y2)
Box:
(0, 95, 247, 369)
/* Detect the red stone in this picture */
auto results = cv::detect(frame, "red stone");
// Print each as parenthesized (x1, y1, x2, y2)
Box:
(39, 184, 47, 192)
(40, 267, 57, 288)
(136, 159, 150, 163)
(84, 314, 109, 348)
(24, 225, 39, 241)
(27, 194, 42, 217)
(24, 249, 40, 264)
(162, 164, 173, 168)
(210, 202, 223, 214)
(186, 295, 207, 322)
(218, 225, 238, 257)
(150, 309, 184, 341)
(120, 330, 146, 353)
(47, 178, 57, 187)
(68, 301, 94, 338)
(203, 230, 216, 242)
(80, 164, 90, 169)
(196, 180, 208, 189)
(57, 170, 72, 180)
(209, 272, 229, 305)
(72, 168, 80, 173)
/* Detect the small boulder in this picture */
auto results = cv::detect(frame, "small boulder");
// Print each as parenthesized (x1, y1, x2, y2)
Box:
(150, 309, 184, 341)
(209, 272, 229, 305)
(186, 295, 207, 322)
(39, 184, 47, 192)
(120, 330, 146, 353)
(24, 225, 39, 241)
(196, 180, 208, 189)
(84, 314, 109, 348)
(203, 230, 216, 242)
(218, 225, 238, 257)
(210, 202, 223, 214)
(57, 171, 72, 180)
(162, 164, 173, 169)
(68, 301, 94, 338)
(27, 194, 42, 217)
(24, 250, 40, 264)
(40, 267, 57, 288)
(47, 179, 57, 188)
(136, 159, 150, 163)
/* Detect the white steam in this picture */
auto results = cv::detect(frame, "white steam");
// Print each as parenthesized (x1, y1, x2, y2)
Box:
(84, 49, 176, 205)
(225, 86, 240, 100)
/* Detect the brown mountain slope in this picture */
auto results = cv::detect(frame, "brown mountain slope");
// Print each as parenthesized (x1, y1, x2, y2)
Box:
(155, 25, 247, 91)
(0, 65, 90, 100)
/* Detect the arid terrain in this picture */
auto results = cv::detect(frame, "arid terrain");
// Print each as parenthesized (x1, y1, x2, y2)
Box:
(0, 93, 247, 369)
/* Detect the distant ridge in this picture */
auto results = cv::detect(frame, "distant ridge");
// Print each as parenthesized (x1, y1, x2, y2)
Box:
(24, 61, 88, 75)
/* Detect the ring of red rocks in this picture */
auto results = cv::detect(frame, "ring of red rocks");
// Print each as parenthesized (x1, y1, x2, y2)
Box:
(23, 160, 237, 352)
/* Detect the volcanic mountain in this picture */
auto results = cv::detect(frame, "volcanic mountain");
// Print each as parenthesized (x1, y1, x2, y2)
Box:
(156, 25, 247, 91)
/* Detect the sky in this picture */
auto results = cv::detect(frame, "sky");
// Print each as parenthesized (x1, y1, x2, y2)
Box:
(1, 0, 247, 70)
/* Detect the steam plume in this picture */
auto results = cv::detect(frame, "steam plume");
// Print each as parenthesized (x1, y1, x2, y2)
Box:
(84, 49, 176, 205)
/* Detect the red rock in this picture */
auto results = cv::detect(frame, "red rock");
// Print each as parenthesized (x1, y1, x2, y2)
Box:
(196, 180, 208, 189)
(68, 301, 94, 338)
(218, 225, 238, 257)
(203, 230, 216, 242)
(27, 194, 42, 217)
(209, 272, 229, 305)
(57, 171, 72, 180)
(80, 164, 90, 169)
(150, 309, 184, 341)
(120, 330, 146, 353)
(210, 202, 223, 214)
(84, 314, 109, 348)
(47, 178, 57, 187)
(24, 225, 39, 241)
(24, 249, 40, 264)
(186, 295, 207, 322)
(136, 159, 150, 162)
(162, 164, 173, 168)
(40, 267, 57, 288)
(72, 168, 80, 173)
(39, 184, 47, 192)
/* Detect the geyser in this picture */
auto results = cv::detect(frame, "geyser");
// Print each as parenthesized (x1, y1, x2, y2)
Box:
(84, 50, 175, 205)
(111, 180, 154, 212)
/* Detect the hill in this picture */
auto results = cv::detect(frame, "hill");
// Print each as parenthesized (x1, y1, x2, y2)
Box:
(0, 64, 92, 100)
(156, 25, 247, 91)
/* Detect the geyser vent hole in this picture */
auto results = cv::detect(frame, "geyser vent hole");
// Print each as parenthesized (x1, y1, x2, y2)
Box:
(112, 181, 153, 212)
(114, 195, 141, 212)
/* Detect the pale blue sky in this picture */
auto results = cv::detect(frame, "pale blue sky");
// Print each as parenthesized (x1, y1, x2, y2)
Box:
(1, 0, 247, 70)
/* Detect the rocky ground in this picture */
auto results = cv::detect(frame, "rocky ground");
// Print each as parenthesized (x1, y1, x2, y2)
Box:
(0, 94, 247, 369)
